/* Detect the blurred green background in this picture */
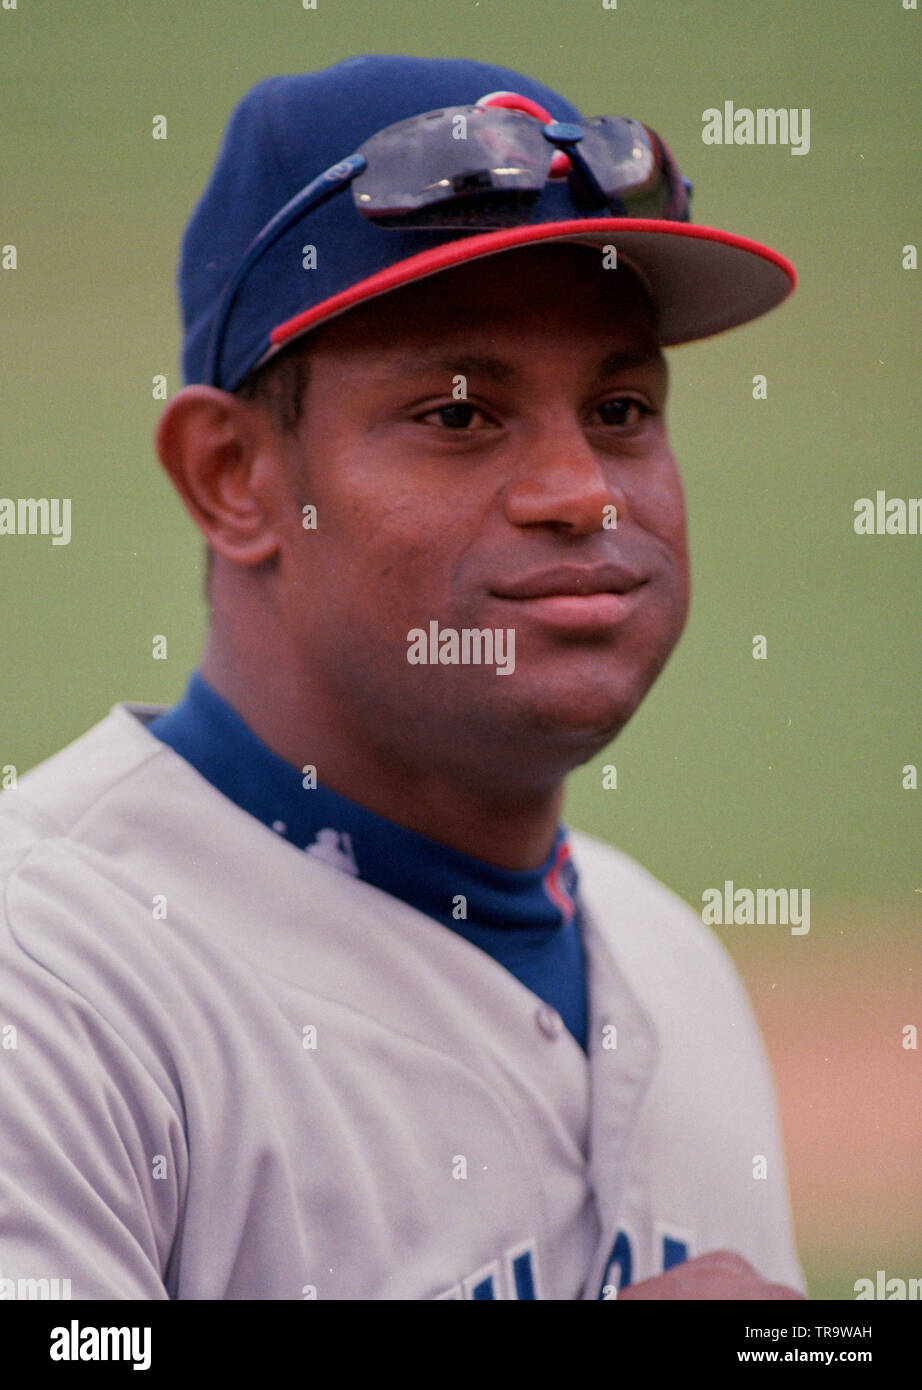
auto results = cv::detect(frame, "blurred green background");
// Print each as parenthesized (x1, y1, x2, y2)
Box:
(1, 0, 918, 1300)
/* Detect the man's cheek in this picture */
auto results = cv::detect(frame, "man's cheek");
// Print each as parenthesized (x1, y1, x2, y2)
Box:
(633, 493, 686, 545)
(353, 561, 443, 645)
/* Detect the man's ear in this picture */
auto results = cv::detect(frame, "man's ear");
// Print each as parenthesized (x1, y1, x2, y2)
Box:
(155, 385, 285, 567)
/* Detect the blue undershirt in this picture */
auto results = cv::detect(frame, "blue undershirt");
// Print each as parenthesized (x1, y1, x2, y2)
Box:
(147, 672, 588, 1051)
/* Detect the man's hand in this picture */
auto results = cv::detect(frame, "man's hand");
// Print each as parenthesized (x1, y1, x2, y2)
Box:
(615, 1250, 805, 1300)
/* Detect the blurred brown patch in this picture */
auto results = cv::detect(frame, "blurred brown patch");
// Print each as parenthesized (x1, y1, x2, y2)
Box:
(730, 907, 920, 1283)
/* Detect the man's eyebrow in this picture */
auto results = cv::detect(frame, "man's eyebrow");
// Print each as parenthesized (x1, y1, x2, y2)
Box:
(594, 349, 664, 380)
(379, 353, 517, 384)
(377, 348, 663, 384)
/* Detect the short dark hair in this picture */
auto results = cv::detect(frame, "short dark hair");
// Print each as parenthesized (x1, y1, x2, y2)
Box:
(232, 338, 312, 436)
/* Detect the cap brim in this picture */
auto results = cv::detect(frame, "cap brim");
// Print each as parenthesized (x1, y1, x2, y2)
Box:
(264, 217, 795, 365)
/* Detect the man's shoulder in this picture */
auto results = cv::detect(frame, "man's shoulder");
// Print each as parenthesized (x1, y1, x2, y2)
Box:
(0, 702, 180, 924)
(2, 703, 169, 844)
(0, 704, 207, 1080)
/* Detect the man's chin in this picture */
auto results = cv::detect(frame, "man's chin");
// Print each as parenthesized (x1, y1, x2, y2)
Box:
(504, 685, 645, 758)
(488, 648, 678, 757)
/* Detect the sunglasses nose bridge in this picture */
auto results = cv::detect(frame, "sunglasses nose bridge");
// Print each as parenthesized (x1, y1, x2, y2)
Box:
(541, 119, 588, 183)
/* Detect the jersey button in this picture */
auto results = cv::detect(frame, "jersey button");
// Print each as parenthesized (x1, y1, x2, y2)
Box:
(535, 1004, 564, 1040)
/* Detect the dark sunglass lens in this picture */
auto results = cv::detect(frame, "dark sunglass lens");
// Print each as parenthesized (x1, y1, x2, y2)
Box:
(352, 106, 552, 227)
(577, 117, 683, 218)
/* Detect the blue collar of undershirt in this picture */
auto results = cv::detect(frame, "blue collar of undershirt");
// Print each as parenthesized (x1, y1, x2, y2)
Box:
(146, 671, 580, 936)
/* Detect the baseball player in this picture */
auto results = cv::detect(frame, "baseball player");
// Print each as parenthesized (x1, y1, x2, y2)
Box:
(0, 55, 804, 1301)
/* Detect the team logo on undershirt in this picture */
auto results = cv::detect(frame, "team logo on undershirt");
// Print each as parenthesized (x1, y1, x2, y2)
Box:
(542, 840, 577, 923)
(304, 828, 359, 876)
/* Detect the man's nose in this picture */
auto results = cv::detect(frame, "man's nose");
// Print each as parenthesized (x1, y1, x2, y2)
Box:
(502, 419, 626, 535)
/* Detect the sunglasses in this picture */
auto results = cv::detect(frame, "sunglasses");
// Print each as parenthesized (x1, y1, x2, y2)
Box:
(205, 104, 692, 388)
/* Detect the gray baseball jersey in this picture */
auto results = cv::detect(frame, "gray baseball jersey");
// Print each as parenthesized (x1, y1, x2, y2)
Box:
(0, 702, 804, 1300)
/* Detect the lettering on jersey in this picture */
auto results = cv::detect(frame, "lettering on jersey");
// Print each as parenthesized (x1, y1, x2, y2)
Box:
(466, 1260, 501, 1300)
(659, 1226, 694, 1271)
(598, 1227, 691, 1298)
(435, 1240, 539, 1300)
(599, 1228, 632, 1299)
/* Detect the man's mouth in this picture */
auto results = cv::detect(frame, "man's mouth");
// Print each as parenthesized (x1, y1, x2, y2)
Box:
(491, 562, 647, 600)
(489, 563, 650, 633)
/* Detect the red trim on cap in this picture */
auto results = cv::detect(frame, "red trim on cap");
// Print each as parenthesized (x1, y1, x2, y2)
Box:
(269, 218, 796, 351)
(477, 91, 554, 123)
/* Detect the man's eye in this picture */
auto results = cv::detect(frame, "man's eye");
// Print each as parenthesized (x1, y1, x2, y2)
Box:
(595, 397, 649, 428)
(418, 403, 486, 430)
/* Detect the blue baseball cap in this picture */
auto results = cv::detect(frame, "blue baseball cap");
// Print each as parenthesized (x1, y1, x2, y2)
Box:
(179, 54, 796, 392)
